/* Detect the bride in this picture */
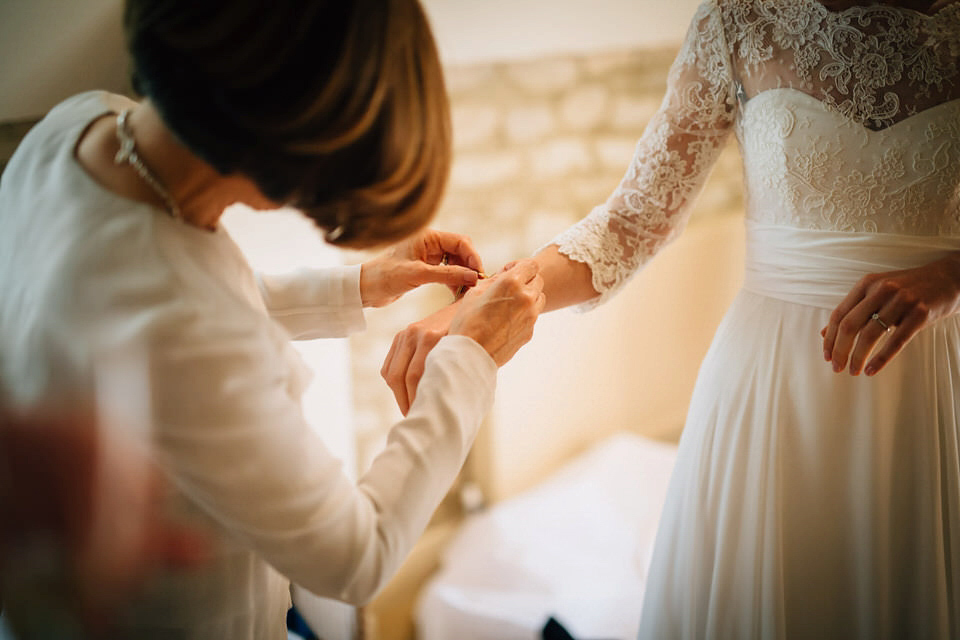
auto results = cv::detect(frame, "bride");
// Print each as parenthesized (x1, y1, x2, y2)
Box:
(383, 0, 960, 636)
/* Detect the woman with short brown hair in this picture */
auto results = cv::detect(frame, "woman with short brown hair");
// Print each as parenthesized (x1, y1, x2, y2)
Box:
(122, 0, 453, 247)
(0, 0, 545, 637)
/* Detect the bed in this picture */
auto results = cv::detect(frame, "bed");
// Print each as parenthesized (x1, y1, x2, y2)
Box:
(416, 433, 677, 640)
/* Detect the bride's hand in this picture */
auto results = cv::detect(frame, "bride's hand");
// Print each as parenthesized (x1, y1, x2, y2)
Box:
(821, 254, 960, 376)
(359, 229, 484, 308)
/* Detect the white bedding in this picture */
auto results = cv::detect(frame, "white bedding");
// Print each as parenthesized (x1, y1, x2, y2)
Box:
(416, 432, 677, 640)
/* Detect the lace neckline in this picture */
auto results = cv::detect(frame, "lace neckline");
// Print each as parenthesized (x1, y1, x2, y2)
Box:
(725, 0, 960, 130)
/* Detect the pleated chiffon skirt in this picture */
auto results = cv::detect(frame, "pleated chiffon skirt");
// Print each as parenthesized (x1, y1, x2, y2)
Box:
(638, 223, 960, 639)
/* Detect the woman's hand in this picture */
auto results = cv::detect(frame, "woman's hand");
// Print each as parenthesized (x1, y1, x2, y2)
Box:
(822, 254, 960, 376)
(359, 229, 484, 308)
(450, 259, 546, 365)
(382, 260, 545, 414)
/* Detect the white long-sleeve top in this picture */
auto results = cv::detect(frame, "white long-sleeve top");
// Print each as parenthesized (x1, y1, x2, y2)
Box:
(0, 92, 497, 639)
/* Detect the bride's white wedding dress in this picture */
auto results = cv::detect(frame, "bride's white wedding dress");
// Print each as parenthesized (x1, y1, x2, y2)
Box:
(550, 0, 960, 637)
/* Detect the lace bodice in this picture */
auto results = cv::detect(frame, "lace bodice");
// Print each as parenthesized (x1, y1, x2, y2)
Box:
(553, 0, 960, 306)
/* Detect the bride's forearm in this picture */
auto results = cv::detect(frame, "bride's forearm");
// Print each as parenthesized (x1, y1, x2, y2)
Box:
(534, 244, 599, 312)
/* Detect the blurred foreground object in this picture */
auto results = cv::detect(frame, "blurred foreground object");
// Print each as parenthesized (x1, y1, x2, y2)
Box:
(0, 408, 206, 638)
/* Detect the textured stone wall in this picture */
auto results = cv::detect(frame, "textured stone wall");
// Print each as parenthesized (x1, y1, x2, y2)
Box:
(0, 45, 747, 474)
(349, 46, 746, 470)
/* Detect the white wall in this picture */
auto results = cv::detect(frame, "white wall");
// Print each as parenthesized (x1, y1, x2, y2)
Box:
(0, 0, 128, 121)
(0, 0, 701, 121)
(484, 214, 746, 500)
(422, 0, 702, 65)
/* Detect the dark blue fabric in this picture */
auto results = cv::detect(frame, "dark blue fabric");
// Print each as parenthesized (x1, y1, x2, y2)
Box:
(542, 617, 577, 640)
(286, 606, 319, 640)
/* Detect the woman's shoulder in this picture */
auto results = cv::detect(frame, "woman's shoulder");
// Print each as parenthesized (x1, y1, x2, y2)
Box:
(46, 91, 137, 124)
(45, 91, 116, 120)
(3, 92, 130, 190)
(30, 92, 131, 146)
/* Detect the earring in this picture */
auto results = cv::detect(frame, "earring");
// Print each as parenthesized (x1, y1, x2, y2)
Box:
(324, 209, 349, 242)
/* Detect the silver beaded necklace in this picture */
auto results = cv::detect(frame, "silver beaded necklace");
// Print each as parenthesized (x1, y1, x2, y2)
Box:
(114, 109, 181, 220)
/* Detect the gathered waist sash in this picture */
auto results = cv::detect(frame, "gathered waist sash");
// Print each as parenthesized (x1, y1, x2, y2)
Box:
(742, 222, 960, 310)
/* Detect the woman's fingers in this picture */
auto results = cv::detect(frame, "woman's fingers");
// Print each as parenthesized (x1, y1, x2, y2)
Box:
(408, 263, 479, 289)
(382, 305, 458, 414)
(863, 310, 926, 375)
(449, 259, 544, 366)
(404, 332, 443, 413)
(823, 255, 960, 375)
(847, 297, 903, 375)
(363, 228, 483, 307)
(533, 280, 547, 315)
(425, 230, 483, 273)
(823, 277, 869, 362)
(381, 259, 543, 413)
(361, 247, 483, 307)
(406, 261, 481, 301)
(827, 296, 878, 372)
(381, 331, 416, 414)
(505, 258, 540, 285)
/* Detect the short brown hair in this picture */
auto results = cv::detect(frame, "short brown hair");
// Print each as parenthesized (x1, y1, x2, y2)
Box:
(124, 0, 451, 248)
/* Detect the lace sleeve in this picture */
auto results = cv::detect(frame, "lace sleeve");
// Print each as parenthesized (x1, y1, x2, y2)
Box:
(550, 1, 738, 309)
